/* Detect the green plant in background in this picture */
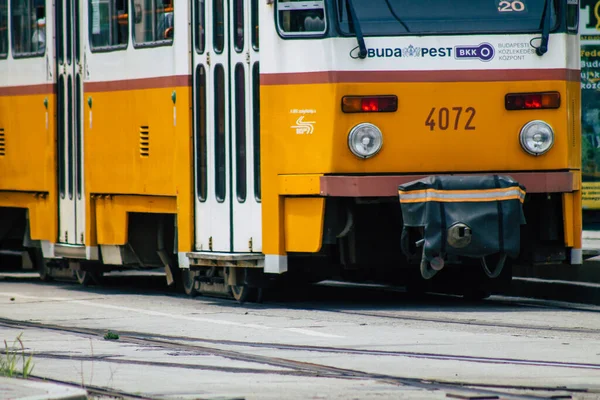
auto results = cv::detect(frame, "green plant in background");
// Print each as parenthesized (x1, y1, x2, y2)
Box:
(0, 333, 34, 378)
(0, 340, 17, 377)
(103, 331, 119, 340)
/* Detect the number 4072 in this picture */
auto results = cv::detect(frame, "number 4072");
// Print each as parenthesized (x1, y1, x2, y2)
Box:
(425, 107, 476, 131)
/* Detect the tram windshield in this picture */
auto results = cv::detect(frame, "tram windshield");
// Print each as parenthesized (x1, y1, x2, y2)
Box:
(336, 0, 557, 36)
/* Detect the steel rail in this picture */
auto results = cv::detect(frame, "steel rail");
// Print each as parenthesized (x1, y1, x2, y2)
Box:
(28, 375, 161, 400)
(0, 317, 588, 400)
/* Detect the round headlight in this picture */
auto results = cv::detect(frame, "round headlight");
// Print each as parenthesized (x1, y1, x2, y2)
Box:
(519, 120, 554, 156)
(348, 123, 383, 159)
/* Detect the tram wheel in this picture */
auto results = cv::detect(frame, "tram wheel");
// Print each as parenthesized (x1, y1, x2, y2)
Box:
(230, 285, 262, 304)
(181, 269, 200, 297)
(39, 263, 52, 281)
(29, 249, 52, 282)
(75, 270, 103, 286)
(38, 259, 54, 281)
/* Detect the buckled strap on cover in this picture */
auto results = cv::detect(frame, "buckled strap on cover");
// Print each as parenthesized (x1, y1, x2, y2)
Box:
(398, 187, 526, 203)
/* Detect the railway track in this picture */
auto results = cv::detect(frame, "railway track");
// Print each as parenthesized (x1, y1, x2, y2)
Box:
(14, 330, 600, 372)
(0, 317, 594, 399)
(28, 375, 162, 400)
(256, 282, 600, 335)
(5, 270, 600, 315)
(278, 307, 600, 336)
(6, 272, 600, 337)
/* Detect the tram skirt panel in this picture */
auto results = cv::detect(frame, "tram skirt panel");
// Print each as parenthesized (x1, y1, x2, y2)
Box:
(398, 176, 526, 279)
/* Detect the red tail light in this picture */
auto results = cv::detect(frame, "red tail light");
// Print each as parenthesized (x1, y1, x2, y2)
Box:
(505, 92, 560, 110)
(342, 95, 398, 113)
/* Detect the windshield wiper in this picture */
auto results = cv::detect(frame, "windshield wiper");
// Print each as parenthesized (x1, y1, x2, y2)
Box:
(384, 0, 410, 32)
(536, 0, 552, 56)
(346, 0, 367, 59)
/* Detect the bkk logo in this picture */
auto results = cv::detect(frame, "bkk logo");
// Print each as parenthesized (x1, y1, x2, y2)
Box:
(454, 43, 495, 62)
(350, 42, 495, 62)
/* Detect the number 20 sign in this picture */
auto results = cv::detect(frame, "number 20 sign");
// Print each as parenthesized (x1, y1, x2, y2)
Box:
(497, 0, 526, 12)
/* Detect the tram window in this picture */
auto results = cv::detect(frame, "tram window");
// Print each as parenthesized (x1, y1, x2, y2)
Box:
(567, 0, 578, 33)
(66, 0, 71, 62)
(337, 0, 557, 36)
(235, 63, 247, 202)
(213, 0, 224, 53)
(276, 0, 326, 36)
(132, 0, 173, 47)
(89, 0, 129, 51)
(0, 0, 7, 58)
(252, 62, 261, 202)
(56, 0, 63, 60)
(233, 0, 244, 52)
(195, 64, 207, 202)
(214, 64, 226, 203)
(11, 0, 45, 57)
(251, 0, 258, 50)
(195, 0, 205, 53)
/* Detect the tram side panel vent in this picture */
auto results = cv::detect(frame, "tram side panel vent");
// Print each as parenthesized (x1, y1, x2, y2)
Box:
(0, 128, 5, 157)
(140, 126, 150, 157)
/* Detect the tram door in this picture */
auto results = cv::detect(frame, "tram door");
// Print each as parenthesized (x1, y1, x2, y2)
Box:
(56, 0, 85, 246)
(192, 0, 262, 253)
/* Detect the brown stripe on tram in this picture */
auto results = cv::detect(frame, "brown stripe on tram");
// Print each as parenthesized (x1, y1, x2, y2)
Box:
(84, 74, 192, 93)
(319, 171, 576, 197)
(260, 68, 580, 85)
(0, 83, 55, 96)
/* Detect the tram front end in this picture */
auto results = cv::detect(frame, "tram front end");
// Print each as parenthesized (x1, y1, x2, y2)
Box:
(260, 0, 581, 291)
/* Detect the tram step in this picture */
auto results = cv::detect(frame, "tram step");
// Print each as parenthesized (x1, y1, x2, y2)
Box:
(187, 251, 264, 268)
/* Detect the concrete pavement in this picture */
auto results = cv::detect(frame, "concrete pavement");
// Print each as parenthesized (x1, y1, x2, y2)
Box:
(1, 279, 600, 399)
(3, 231, 600, 399)
(0, 377, 87, 400)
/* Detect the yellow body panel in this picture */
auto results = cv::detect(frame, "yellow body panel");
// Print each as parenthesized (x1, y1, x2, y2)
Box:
(0, 93, 57, 242)
(0, 94, 55, 191)
(86, 88, 180, 195)
(0, 192, 56, 241)
(262, 79, 581, 257)
(284, 197, 325, 253)
(263, 81, 578, 174)
(563, 192, 575, 248)
(262, 191, 286, 256)
(278, 174, 322, 195)
(562, 188, 583, 250)
(85, 86, 193, 251)
(94, 195, 177, 245)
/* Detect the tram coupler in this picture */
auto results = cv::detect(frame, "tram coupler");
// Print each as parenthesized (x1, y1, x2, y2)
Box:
(398, 175, 526, 280)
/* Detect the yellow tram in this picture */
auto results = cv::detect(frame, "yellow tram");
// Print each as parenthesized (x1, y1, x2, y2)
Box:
(0, 0, 582, 301)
